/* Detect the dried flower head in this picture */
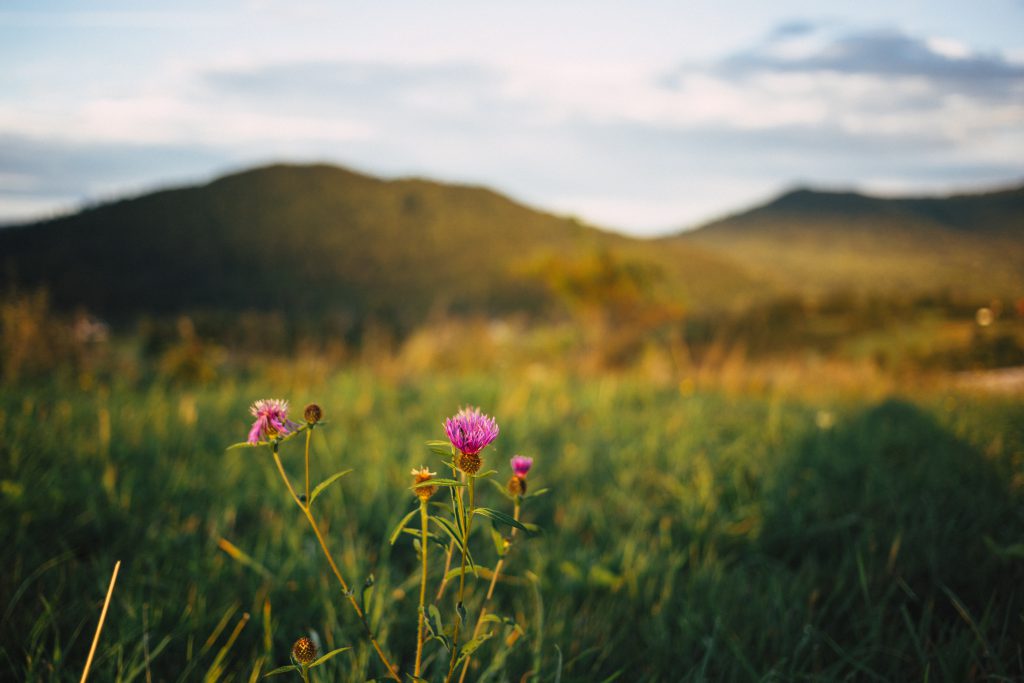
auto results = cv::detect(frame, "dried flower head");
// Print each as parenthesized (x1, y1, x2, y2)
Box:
(303, 403, 323, 424)
(248, 399, 299, 444)
(444, 407, 499, 456)
(411, 466, 438, 500)
(292, 636, 317, 665)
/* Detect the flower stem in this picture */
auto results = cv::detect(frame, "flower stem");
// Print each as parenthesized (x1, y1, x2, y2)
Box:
(271, 445, 400, 681)
(445, 474, 476, 683)
(457, 499, 520, 683)
(414, 499, 430, 678)
(303, 429, 312, 505)
(300, 665, 310, 683)
(435, 470, 466, 601)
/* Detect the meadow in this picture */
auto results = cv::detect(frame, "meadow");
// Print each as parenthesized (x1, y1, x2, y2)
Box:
(2, 350, 1022, 682)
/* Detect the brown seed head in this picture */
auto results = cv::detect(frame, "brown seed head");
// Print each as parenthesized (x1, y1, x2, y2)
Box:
(292, 636, 317, 665)
(411, 466, 437, 500)
(458, 451, 482, 475)
(303, 403, 323, 424)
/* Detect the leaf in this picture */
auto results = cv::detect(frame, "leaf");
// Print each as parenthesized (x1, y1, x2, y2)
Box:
(309, 469, 353, 506)
(425, 605, 451, 652)
(362, 574, 375, 610)
(414, 478, 465, 489)
(443, 564, 481, 584)
(474, 469, 498, 480)
(525, 487, 550, 499)
(486, 478, 514, 500)
(428, 444, 454, 457)
(389, 508, 420, 545)
(263, 664, 298, 677)
(456, 601, 467, 626)
(217, 537, 273, 578)
(455, 630, 494, 666)
(490, 527, 508, 557)
(226, 441, 259, 451)
(308, 646, 351, 669)
(474, 507, 528, 532)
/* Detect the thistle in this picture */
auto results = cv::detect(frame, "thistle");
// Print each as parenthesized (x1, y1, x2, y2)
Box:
(248, 399, 299, 444)
(508, 455, 533, 496)
(444, 407, 499, 474)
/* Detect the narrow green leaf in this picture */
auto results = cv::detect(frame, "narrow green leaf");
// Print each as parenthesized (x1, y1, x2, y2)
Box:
(486, 478, 514, 500)
(490, 527, 508, 557)
(389, 508, 420, 545)
(430, 516, 467, 555)
(414, 478, 465, 489)
(226, 441, 259, 451)
(308, 646, 351, 669)
(474, 469, 498, 480)
(474, 507, 528, 532)
(525, 487, 550, 499)
(443, 564, 481, 584)
(428, 444, 454, 457)
(362, 574, 375, 611)
(263, 664, 298, 677)
(309, 469, 353, 506)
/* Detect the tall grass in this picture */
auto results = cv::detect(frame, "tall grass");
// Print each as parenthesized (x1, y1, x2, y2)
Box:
(1, 367, 1021, 681)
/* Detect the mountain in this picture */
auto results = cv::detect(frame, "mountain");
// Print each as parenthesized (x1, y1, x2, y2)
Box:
(674, 183, 1024, 299)
(0, 163, 757, 324)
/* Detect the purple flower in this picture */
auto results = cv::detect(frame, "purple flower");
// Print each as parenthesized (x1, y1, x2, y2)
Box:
(511, 455, 534, 478)
(443, 407, 499, 455)
(247, 399, 299, 444)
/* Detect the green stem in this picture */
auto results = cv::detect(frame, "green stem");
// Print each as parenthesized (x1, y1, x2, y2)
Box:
(299, 665, 310, 683)
(271, 445, 400, 681)
(457, 499, 520, 683)
(303, 429, 312, 505)
(414, 500, 430, 678)
(445, 475, 476, 683)
(435, 470, 466, 601)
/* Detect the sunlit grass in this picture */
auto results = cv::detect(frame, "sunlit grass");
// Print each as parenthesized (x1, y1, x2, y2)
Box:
(1, 366, 1022, 681)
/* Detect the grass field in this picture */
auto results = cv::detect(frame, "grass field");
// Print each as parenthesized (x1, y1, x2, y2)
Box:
(2, 364, 1023, 682)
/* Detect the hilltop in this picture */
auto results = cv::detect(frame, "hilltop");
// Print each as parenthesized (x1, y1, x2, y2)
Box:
(676, 183, 1024, 299)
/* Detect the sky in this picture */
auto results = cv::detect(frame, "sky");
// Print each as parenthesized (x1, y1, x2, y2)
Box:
(1, 1, 1023, 236)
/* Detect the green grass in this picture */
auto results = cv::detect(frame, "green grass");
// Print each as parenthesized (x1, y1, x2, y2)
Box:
(2, 369, 1022, 681)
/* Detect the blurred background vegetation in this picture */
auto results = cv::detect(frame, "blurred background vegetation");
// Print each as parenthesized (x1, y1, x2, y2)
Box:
(1, 164, 1022, 681)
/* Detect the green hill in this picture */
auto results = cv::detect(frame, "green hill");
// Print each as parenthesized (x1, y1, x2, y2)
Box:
(0, 164, 756, 324)
(675, 183, 1024, 300)
(2, 165, 1021, 330)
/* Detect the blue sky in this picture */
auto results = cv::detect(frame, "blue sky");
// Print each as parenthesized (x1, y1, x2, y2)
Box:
(2, 1, 1022, 235)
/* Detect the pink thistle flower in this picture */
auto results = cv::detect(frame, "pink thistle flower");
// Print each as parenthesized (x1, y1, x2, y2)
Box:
(443, 407, 499, 456)
(247, 399, 299, 444)
(511, 455, 534, 478)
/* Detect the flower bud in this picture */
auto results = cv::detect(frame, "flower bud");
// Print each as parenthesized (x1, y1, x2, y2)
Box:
(292, 636, 317, 665)
(507, 475, 526, 496)
(303, 403, 323, 424)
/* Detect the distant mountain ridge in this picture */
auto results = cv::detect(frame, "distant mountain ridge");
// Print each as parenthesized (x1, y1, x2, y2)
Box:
(677, 181, 1024, 299)
(1, 163, 1021, 326)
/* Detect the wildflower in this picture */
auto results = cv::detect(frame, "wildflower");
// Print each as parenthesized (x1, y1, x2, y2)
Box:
(411, 466, 438, 500)
(444, 407, 499, 475)
(304, 403, 323, 425)
(508, 455, 534, 496)
(247, 399, 299, 444)
(292, 636, 317, 665)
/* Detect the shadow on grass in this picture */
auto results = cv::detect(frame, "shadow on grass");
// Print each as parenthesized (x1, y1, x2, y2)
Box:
(758, 398, 1022, 680)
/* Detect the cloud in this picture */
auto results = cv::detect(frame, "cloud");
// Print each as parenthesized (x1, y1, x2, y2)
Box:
(717, 24, 1024, 99)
